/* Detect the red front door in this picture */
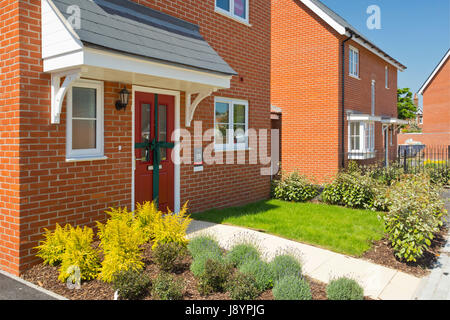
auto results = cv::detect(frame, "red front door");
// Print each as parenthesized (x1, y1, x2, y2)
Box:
(134, 91, 175, 211)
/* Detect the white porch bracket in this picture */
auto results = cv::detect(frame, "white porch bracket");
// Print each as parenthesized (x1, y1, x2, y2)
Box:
(51, 69, 81, 124)
(185, 88, 217, 127)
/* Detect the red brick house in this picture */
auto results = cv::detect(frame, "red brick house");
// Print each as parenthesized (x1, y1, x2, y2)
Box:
(398, 49, 450, 146)
(271, 0, 407, 182)
(0, 0, 271, 275)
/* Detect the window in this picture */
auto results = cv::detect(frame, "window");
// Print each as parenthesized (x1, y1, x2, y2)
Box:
(215, 0, 249, 23)
(349, 46, 359, 78)
(214, 97, 248, 150)
(348, 121, 375, 159)
(385, 66, 389, 89)
(66, 79, 104, 160)
(390, 127, 393, 146)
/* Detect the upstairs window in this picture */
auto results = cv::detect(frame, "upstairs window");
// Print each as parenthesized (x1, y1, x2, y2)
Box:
(216, 0, 249, 23)
(385, 66, 389, 89)
(349, 46, 359, 78)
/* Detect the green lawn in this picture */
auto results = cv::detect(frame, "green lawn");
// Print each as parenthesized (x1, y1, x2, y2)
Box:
(191, 199, 385, 257)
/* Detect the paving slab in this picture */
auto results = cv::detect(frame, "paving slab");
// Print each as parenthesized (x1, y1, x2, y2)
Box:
(187, 220, 422, 300)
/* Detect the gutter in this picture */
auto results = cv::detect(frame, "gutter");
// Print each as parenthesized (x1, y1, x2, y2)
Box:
(341, 30, 355, 168)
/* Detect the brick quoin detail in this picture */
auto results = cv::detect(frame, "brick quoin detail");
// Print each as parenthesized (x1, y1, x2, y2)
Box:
(0, 0, 271, 275)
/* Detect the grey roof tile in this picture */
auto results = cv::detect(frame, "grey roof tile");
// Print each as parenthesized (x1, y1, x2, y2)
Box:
(50, 0, 236, 75)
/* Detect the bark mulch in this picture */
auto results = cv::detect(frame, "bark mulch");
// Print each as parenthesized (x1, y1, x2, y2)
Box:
(21, 243, 330, 300)
(362, 226, 448, 277)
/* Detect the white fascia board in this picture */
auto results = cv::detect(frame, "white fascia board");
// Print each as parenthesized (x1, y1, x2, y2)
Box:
(418, 50, 450, 95)
(300, 0, 346, 34)
(83, 47, 232, 89)
(347, 114, 382, 122)
(350, 36, 406, 71)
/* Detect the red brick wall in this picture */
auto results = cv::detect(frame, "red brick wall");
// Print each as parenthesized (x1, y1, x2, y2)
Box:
(0, 0, 271, 275)
(421, 57, 450, 141)
(343, 39, 399, 164)
(0, 0, 21, 275)
(271, 0, 341, 182)
(271, 0, 400, 182)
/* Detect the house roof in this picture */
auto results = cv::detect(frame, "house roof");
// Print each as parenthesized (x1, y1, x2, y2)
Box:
(300, 0, 406, 71)
(49, 0, 236, 76)
(418, 49, 450, 95)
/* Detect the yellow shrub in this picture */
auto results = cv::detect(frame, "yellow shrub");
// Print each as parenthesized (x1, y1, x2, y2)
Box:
(58, 226, 100, 283)
(97, 218, 145, 283)
(134, 201, 161, 242)
(152, 202, 192, 249)
(104, 206, 134, 225)
(35, 224, 71, 266)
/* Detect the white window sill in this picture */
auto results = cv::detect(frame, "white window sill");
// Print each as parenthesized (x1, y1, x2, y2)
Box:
(214, 8, 251, 27)
(348, 151, 376, 160)
(214, 145, 251, 152)
(66, 156, 108, 163)
(349, 74, 361, 80)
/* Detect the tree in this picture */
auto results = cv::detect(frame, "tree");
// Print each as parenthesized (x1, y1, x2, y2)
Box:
(397, 88, 417, 120)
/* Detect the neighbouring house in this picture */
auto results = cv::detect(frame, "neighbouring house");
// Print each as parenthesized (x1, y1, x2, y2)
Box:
(0, 0, 271, 275)
(271, 0, 407, 182)
(398, 49, 450, 146)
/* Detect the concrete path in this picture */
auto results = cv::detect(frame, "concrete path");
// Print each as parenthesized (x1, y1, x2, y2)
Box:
(0, 270, 66, 300)
(414, 189, 450, 300)
(187, 221, 422, 300)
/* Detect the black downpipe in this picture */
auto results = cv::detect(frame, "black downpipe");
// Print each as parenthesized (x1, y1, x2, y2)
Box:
(341, 32, 354, 168)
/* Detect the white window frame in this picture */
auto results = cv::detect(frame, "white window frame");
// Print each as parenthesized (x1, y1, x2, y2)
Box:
(214, 97, 249, 151)
(215, 0, 250, 25)
(371, 80, 376, 116)
(385, 66, 389, 89)
(349, 46, 360, 79)
(66, 79, 105, 161)
(348, 121, 375, 159)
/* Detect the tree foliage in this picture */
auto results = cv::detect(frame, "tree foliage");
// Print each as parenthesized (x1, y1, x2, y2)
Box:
(397, 88, 418, 120)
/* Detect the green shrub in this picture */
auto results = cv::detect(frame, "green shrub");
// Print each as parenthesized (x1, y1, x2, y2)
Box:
(321, 172, 375, 210)
(187, 235, 222, 260)
(226, 272, 260, 300)
(384, 174, 446, 262)
(326, 277, 364, 300)
(272, 172, 319, 202)
(366, 162, 404, 186)
(35, 224, 70, 266)
(426, 166, 450, 186)
(272, 275, 312, 300)
(58, 226, 100, 283)
(270, 254, 302, 281)
(190, 250, 224, 277)
(226, 243, 260, 267)
(152, 273, 184, 300)
(112, 269, 151, 300)
(153, 242, 186, 272)
(197, 259, 233, 295)
(238, 259, 274, 292)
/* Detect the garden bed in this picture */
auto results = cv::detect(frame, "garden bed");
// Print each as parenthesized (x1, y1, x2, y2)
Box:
(21, 242, 331, 300)
(362, 226, 448, 277)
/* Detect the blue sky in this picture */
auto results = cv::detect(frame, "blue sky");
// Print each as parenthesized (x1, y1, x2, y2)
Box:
(321, 0, 450, 102)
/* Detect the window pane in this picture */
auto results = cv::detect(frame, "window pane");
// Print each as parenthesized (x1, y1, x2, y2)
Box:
(234, 124, 246, 144)
(215, 102, 229, 124)
(234, 104, 246, 123)
(158, 105, 167, 161)
(215, 124, 229, 145)
(72, 119, 96, 150)
(141, 103, 151, 143)
(216, 0, 230, 11)
(234, 0, 246, 18)
(73, 87, 96, 118)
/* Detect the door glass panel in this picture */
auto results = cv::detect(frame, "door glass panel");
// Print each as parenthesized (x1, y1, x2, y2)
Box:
(141, 103, 151, 161)
(158, 105, 167, 161)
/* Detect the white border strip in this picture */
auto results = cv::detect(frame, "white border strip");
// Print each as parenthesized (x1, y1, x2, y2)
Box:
(0, 269, 69, 300)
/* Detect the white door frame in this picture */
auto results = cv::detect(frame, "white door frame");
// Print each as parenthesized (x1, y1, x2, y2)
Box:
(132, 85, 181, 212)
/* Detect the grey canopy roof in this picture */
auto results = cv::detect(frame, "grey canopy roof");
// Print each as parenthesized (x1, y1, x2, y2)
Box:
(50, 0, 236, 75)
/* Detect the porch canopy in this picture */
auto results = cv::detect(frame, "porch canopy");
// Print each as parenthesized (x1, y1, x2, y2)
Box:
(42, 0, 236, 124)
